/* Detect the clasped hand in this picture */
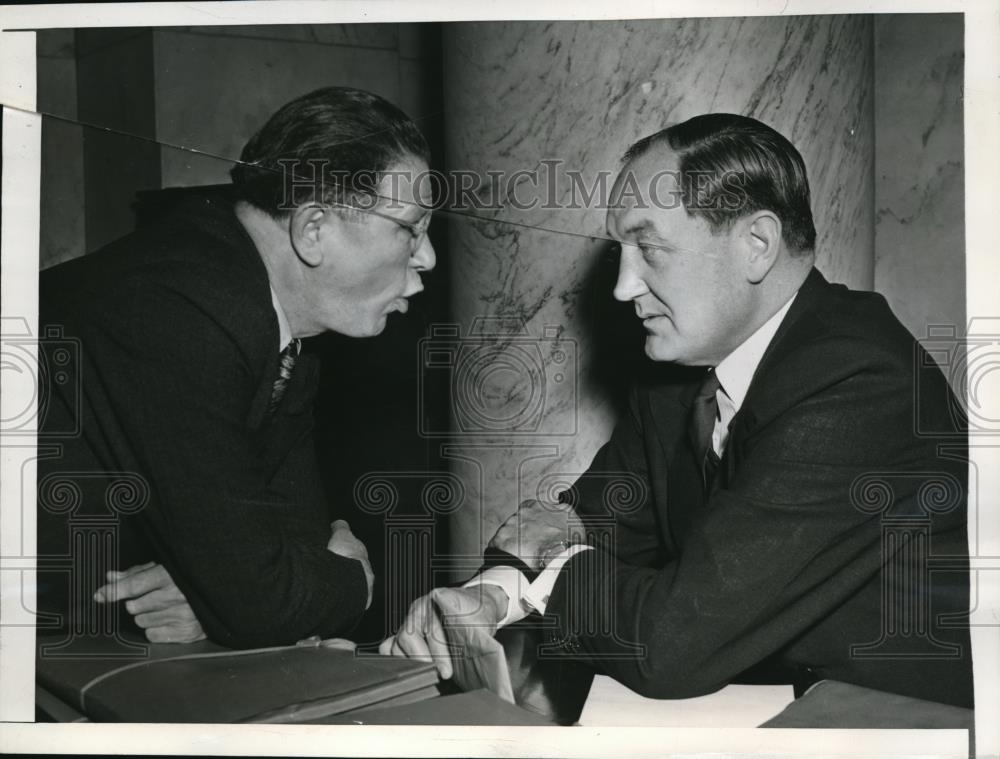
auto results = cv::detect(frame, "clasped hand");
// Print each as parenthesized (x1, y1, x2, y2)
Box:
(381, 499, 585, 677)
(378, 585, 508, 679)
(488, 498, 586, 571)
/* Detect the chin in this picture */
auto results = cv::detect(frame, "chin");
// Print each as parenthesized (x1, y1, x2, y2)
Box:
(645, 336, 717, 367)
(645, 338, 705, 366)
(334, 317, 386, 339)
(644, 336, 680, 363)
(362, 317, 388, 337)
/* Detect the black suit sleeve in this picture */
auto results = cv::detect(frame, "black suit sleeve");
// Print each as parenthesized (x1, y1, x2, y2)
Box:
(542, 338, 956, 698)
(559, 386, 664, 568)
(469, 388, 663, 583)
(91, 273, 367, 648)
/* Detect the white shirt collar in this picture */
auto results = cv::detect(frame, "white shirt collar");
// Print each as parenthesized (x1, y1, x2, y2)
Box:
(714, 292, 797, 411)
(269, 285, 293, 352)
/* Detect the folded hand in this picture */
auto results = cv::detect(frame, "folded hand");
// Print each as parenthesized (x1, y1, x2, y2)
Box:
(327, 519, 374, 610)
(94, 561, 206, 644)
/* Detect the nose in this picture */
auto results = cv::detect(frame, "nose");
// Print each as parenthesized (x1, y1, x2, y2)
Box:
(612, 244, 647, 302)
(412, 234, 436, 273)
(404, 235, 435, 298)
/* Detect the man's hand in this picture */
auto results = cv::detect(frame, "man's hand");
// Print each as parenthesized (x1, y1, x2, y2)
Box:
(94, 562, 206, 644)
(327, 519, 374, 610)
(488, 499, 586, 571)
(378, 585, 508, 679)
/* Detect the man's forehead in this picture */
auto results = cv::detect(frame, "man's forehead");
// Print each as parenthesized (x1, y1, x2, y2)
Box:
(607, 149, 681, 238)
(377, 157, 433, 213)
(606, 210, 653, 241)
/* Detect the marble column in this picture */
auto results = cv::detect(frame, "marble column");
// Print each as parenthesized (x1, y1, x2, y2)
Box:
(873, 14, 964, 352)
(441, 17, 875, 564)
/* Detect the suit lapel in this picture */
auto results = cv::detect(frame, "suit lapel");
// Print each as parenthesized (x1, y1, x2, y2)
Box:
(723, 267, 832, 466)
(251, 352, 320, 485)
(641, 268, 835, 551)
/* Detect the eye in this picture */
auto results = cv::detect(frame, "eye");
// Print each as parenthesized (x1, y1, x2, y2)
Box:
(638, 241, 671, 264)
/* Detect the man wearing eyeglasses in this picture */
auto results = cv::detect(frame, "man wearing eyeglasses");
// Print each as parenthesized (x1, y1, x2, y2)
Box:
(37, 87, 435, 648)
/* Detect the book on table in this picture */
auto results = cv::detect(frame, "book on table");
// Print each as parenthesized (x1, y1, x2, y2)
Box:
(35, 634, 441, 723)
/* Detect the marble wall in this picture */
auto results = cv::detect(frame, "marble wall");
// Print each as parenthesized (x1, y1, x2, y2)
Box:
(37, 29, 85, 268)
(441, 17, 876, 561)
(874, 14, 965, 350)
(38, 24, 442, 262)
(152, 24, 437, 188)
(35, 17, 966, 569)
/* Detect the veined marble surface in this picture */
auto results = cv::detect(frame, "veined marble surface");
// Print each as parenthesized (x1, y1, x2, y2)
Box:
(874, 14, 964, 350)
(441, 16, 875, 558)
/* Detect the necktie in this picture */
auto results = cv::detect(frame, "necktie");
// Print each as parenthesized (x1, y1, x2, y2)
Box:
(268, 338, 301, 416)
(689, 369, 722, 496)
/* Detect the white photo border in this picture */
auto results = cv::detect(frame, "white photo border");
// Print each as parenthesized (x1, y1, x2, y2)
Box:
(1, 1, 997, 756)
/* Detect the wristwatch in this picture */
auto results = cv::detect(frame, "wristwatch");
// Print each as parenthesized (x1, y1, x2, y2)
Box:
(538, 539, 573, 570)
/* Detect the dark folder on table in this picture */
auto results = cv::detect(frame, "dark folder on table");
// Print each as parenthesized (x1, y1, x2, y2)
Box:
(36, 636, 440, 723)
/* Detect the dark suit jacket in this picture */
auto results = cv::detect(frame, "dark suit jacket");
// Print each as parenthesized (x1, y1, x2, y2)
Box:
(37, 193, 367, 648)
(545, 268, 973, 708)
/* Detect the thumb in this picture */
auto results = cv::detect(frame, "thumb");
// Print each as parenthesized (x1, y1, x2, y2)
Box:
(95, 572, 124, 602)
(319, 638, 357, 651)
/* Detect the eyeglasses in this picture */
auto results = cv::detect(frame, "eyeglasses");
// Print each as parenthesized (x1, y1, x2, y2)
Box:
(328, 201, 431, 251)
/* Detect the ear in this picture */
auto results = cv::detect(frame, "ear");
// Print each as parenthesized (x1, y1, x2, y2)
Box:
(741, 211, 782, 284)
(288, 203, 329, 268)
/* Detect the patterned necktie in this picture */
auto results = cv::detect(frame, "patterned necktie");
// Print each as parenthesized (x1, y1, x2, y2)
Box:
(689, 369, 722, 496)
(268, 338, 301, 416)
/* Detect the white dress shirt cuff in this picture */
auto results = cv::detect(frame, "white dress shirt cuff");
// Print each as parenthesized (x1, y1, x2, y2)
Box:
(522, 544, 594, 616)
(463, 566, 530, 628)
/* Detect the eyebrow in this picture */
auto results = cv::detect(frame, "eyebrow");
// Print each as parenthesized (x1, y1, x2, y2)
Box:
(623, 221, 654, 236)
(380, 202, 429, 225)
(409, 209, 432, 226)
(609, 219, 653, 240)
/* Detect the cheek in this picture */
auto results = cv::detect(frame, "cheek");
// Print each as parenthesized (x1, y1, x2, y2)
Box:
(357, 256, 409, 297)
(664, 265, 714, 324)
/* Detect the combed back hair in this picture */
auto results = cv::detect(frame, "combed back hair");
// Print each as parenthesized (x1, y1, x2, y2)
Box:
(230, 86, 430, 217)
(624, 114, 817, 253)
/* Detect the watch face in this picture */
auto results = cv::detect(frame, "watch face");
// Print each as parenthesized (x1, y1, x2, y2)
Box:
(541, 541, 571, 569)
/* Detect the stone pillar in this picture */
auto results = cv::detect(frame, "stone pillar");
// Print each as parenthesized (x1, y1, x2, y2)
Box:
(441, 17, 875, 563)
(874, 14, 965, 350)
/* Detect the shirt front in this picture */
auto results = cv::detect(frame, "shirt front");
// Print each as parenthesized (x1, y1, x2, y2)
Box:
(270, 285, 293, 351)
(711, 292, 796, 456)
